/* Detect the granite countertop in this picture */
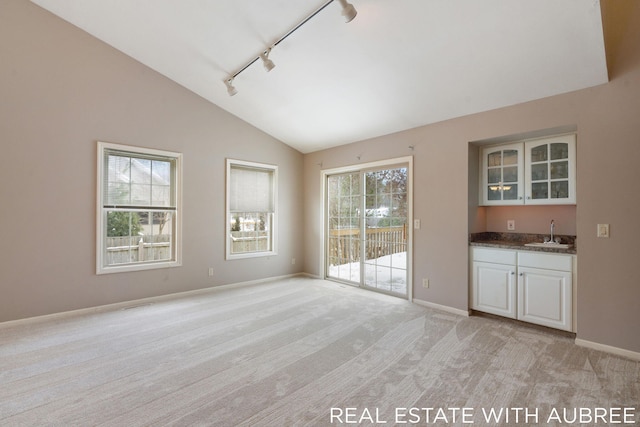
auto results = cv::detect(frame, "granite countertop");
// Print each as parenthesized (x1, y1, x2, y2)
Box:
(470, 232, 577, 254)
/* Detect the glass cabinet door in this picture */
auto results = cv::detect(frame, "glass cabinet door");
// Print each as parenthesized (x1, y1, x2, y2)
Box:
(524, 134, 576, 204)
(481, 143, 524, 205)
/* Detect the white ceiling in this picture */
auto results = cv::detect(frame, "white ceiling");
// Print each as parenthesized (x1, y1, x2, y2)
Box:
(31, 0, 608, 153)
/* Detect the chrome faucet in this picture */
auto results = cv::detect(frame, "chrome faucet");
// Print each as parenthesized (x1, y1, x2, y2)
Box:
(550, 219, 555, 243)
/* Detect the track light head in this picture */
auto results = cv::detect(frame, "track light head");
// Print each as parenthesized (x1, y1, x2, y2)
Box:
(224, 77, 237, 96)
(260, 48, 275, 72)
(337, 0, 357, 22)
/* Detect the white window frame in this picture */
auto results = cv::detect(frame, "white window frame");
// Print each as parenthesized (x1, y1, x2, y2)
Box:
(226, 159, 278, 260)
(97, 141, 182, 274)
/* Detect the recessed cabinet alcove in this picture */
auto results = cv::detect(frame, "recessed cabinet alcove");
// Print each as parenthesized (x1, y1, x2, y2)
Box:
(468, 129, 578, 333)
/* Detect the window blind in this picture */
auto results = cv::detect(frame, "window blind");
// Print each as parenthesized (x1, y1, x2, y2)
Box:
(229, 165, 274, 213)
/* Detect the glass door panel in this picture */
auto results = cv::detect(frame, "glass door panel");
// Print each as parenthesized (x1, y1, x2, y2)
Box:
(327, 173, 361, 284)
(531, 182, 548, 199)
(529, 142, 570, 200)
(485, 146, 521, 203)
(550, 143, 569, 160)
(363, 167, 407, 296)
(550, 181, 569, 199)
(503, 149, 518, 165)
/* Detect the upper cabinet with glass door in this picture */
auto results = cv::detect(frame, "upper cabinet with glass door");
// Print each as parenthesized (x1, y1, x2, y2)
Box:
(524, 134, 576, 204)
(481, 143, 524, 205)
(480, 134, 576, 206)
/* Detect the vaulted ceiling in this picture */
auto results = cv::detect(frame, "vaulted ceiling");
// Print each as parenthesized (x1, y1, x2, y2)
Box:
(31, 0, 608, 153)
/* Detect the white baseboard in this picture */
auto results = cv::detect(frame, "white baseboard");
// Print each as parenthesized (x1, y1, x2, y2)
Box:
(218, 273, 302, 288)
(299, 272, 322, 279)
(575, 338, 640, 361)
(412, 298, 470, 317)
(0, 273, 304, 329)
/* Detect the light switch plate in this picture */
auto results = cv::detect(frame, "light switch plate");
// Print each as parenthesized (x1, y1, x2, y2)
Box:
(507, 220, 515, 231)
(597, 224, 610, 238)
(414, 219, 421, 229)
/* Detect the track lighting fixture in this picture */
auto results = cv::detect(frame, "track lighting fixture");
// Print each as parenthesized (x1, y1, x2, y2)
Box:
(223, 0, 357, 96)
(260, 48, 275, 72)
(224, 78, 237, 96)
(337, 0, 357, 22)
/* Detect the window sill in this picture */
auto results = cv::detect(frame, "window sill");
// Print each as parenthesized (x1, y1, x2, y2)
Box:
(97, 260, 182, 275)
(226, 250, 277, 261)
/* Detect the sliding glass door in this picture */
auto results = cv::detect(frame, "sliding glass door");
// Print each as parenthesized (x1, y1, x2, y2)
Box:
(326, 165, 408, 297)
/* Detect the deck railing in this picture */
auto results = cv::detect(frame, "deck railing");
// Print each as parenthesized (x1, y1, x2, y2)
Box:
(328, 225, 406, 264)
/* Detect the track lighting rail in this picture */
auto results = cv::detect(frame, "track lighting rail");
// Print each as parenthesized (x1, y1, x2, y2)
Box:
(224, 0, 356, 96)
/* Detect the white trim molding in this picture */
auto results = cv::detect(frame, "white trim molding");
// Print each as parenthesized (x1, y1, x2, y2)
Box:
(575, 338, 640, 361)
(0, 273, 303, 329)
(413, 298, 470, 317)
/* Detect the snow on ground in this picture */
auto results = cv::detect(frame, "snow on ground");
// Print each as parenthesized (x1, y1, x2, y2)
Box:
(328, 252, 407, 295)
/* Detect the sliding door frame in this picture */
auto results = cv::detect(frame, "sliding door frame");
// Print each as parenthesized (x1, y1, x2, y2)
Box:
(321, 156, 413, 301)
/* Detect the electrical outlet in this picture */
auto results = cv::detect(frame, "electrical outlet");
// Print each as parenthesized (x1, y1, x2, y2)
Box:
(208, 267, 214, 277)
(422, 278, 429, 288)
(507, 220, 515, 231)
(597, 224, 610, 238)
(291, 258, 296, 265)
(414, 219, 421, 229)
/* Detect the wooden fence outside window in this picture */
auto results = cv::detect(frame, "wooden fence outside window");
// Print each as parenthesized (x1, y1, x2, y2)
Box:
(106, 235, 171, 265)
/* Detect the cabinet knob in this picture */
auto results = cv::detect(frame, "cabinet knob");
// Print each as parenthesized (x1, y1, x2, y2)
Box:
(511, 271, 515, 275)
(519, 272, 524, 276)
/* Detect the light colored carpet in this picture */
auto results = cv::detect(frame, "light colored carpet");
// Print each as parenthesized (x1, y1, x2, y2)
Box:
(1, 277, 638, 426)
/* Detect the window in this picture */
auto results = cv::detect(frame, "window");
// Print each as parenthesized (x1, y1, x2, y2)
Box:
(97, 142, 182, 274)
(226, 159, 277, 259)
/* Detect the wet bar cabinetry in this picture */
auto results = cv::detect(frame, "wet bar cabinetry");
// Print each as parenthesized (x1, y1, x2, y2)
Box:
(470, 247, 517, 319)
(481, 134, 576, 205)
(470, 247, 575, 332)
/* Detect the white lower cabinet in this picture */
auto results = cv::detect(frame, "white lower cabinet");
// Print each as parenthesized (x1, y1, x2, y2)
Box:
(471, 247, 574, 331)
(472, 262, 516, 318)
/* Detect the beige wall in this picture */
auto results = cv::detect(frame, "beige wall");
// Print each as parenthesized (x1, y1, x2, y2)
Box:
(304, 1, 640, 353)
(0, 0, 304, 322)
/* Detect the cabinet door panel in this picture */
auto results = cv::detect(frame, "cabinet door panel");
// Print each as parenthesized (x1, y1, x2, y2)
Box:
(480, 143, 524, 205)
(472, 262, 516, 318)
(517, 267, 572, 331)
(524, 134, 576, 205)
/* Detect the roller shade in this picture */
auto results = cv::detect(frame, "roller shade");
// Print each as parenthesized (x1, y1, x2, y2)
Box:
(229, 165, 274, 213)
